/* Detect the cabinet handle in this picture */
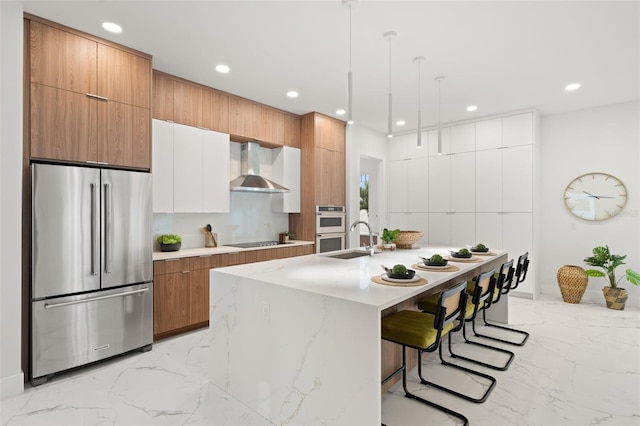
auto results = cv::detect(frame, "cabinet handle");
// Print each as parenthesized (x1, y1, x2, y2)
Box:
(196, 126, 210, 131)
(164, 259, 180, 262)
(86, 93, 109, 101)
(182, 271, 190, 274)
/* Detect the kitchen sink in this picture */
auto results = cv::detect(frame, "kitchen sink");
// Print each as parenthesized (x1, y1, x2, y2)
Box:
(326, 251, 371, 260)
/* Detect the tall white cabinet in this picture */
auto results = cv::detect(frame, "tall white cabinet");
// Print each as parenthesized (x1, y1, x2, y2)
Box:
(387, 111, 537, 297)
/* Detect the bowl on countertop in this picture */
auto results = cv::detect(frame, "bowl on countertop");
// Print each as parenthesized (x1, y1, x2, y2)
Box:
(450, 251, 472, 259)
(387, 269, 417, 280)
(470, 246, 489, 253)
(159, 242, 181, 252)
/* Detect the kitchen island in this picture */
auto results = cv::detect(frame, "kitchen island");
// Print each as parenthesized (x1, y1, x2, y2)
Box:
(208, 246, 507, 425)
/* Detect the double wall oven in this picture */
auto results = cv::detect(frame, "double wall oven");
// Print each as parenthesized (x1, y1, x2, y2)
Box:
(315, 205, 346, 253)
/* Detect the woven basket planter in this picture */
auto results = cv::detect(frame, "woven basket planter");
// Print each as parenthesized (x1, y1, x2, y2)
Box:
(394, 231, 424, 249)
(602, 287, 628, 310)
(557, 265, 588, 304)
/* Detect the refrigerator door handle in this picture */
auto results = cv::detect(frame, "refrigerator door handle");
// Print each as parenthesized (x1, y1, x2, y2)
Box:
(90, 183, 99, 276)
(104, 182, 113, 274)
(44, 287, 149, 309)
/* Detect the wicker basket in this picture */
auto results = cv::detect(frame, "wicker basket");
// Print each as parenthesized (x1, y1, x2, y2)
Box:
(394, 230, 424, 249)
(557, 265, 588, 304)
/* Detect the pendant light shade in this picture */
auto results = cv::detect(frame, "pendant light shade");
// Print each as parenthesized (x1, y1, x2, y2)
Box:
(435, 76, 445, 155)
(384, 31, 397, 138)
(414, 56, 425, 148)
(343, 0, 357, 125)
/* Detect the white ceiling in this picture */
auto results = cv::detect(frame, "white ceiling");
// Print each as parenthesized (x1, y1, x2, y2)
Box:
(22, 1, 640, 135)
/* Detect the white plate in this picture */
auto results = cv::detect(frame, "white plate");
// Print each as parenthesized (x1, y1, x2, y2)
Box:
(381, 273, 421, 283)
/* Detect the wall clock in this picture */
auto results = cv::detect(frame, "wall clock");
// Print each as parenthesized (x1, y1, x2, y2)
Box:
(564, 172, 628, 221)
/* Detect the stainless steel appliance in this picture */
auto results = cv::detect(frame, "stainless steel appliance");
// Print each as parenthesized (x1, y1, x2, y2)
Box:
(226, 241, 282, 248)
(31, 163, 153, 385)
(315, 205, 346, 253)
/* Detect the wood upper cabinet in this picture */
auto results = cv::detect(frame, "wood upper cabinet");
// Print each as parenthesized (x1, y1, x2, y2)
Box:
(314, 147, 345, 206)
(229, 95, 300, 147)
(28, 17, 152, 169)
(314, 114, 345, 152)
(229, 96, 263, 140)
(201, 88, 229, 133)
(152, 71, 174, 121)
(173, 79, 201, 128)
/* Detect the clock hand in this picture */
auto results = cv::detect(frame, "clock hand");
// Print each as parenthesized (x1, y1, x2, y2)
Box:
(583, 190, 600, 200)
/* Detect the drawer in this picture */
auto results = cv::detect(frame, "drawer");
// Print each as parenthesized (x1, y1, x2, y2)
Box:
(189, 254, 223, 270)
(153, 258, 190, 275)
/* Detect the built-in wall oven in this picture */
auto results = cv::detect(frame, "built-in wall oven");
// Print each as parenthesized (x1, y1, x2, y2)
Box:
(315, 205, 346, 253)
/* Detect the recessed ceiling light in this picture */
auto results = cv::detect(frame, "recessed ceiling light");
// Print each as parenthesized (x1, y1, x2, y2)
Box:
(215, 64, 230, 74)
(102, 22, 122, 33)
(387, 134, 394, 139)
(396, 120, 406, 126)
(286, 91, 299, 98)
(466, 105, 478, 112)
(336, 109, 346, 116)
(565, 83, 581, 91)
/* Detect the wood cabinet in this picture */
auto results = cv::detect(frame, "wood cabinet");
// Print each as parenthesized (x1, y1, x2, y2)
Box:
(152, 70, 230, 133)
(229, 95, 301, 147)
(153, 244, 313, 340)
(291, 112, 346, 241)
(152, 119, 230, 213)
(28, 18, 151, 169)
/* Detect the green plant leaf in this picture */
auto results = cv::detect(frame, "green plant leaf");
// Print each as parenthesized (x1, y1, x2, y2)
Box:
(625, 269, 640, 286)
(585, 269, 605, 277)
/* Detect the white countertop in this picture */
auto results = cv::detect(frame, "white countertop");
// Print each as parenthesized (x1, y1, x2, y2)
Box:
(212, 245, 506, 311)
(152, 240, 315, 261)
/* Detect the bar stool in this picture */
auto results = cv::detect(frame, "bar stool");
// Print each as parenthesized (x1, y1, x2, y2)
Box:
(452, 269, 515, 371)
(511, 252, 530, 291)
(381, 281, 470, 426)
(473, 259, 530, 346)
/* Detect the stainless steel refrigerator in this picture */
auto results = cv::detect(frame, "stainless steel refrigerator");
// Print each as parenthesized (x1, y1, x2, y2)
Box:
(31, 163, 153, 385)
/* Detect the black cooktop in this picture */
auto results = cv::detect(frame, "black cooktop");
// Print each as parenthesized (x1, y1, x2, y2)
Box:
(226, 241, 281, 248)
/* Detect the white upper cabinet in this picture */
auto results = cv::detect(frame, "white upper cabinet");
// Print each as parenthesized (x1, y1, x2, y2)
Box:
(475, 117, 502, 151)
(503, 113, 533, 147)
(449, 123, 475, 154)
(475, 149, 502, 212)
(427, 127, 451, 156)
(428, 155, 451, 212)
(389, 134, 412, 161)
(271, 146, 301, 213)
(388, 160, 408, 212)
(502, 144, 533, 212)
(152, 119, 174, 213)
(202, 130, 231, 212)
(152, 119, 230, 213)
(407, 157, 429, 212)
(450, 152, 475, 212)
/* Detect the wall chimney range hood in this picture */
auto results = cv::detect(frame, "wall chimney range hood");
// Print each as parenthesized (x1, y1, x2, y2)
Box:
(230, 142, 289, 193)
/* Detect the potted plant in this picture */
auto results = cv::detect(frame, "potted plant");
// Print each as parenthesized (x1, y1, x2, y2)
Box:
(381, 228, 400, 250)
(157, 234, 182, 252)
(584, 245, 640, 310)
(279, 231, 292, 244)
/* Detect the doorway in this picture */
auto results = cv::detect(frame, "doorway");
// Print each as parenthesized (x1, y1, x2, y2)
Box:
(359, 156, 382, 246)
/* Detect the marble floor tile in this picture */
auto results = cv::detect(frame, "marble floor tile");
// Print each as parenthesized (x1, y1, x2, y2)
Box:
(2, 294, 639, 425)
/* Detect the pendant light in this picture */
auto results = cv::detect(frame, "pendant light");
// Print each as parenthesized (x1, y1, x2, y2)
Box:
(414, 56, 425, 148)
(435, 76, 445, 155)
(342, 0, 357, 124)
(384, 31, 397, 138)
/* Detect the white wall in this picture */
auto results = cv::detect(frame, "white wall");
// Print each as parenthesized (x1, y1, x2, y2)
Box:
(538, 101, 640, 307)
(345, 124, 389, 249)
(0, 0, 25, 398)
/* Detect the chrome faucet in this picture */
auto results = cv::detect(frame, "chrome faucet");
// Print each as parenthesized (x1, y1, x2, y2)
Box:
(349, 220, 375, 256)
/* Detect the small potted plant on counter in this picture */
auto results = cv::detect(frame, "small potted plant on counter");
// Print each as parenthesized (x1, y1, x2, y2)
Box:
(279, 231, 291, 244)
(157, 234, 182, 252)
(381, 228, 400, 250)
(584, 245, 640, 310)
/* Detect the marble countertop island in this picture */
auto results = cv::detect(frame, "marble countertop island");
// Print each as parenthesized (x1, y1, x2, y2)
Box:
(208, 246, 507, 425)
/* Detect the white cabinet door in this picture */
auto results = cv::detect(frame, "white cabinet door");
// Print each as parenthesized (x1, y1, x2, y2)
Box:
(475, 149, 502, 212)
(503, 212, 533, 293)
(389, 134, 411, 161)
(502, 145, 532, 212)
(475, 117, 502, 151)
(475, 213, 502, 251)
(389, 160, 408, 212)
(388, 212, 408, 231)
(407, 157, 429, 212)
(271, 146, 301, 213)
(173, 123, 203, 213)
(428, 155, 451, 212)
(450, 123, 475, 154)
(404, 132, 428, 159)
(428, 213, 451, 246)
(406, 213, 429, 245)
(202, 130, 230, 213)
(450, 212, 475, 247)
(427, 127, 451, 156)
(152, 119, 174, 213)
(502, 112, 533, 147)
(450, 152, 475, 212)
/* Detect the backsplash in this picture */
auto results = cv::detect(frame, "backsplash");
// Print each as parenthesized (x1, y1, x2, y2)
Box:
(153, 191, 289, 249)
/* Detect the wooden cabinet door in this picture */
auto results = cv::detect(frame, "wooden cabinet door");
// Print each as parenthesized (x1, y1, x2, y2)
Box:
(98, 101, 150, 169)
(153, 271, 190, 335)
(173, 79, 201, 128)
(315, 114, 345, 152)
(30, 83, 98, 163)
(189, 269, 210, 325)
(30, 21, 97, 94)
(229, 96, 263, 140)
(97, 44, 150, 108)
(201, 88, 229, 133)
(283, 114, 301, 148)
(314, 147, 345, 206)
(152, 71, 174, 121)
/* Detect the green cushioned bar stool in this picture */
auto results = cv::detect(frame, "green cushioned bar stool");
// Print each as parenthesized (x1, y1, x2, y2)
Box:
(381, 281, 471, 426)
